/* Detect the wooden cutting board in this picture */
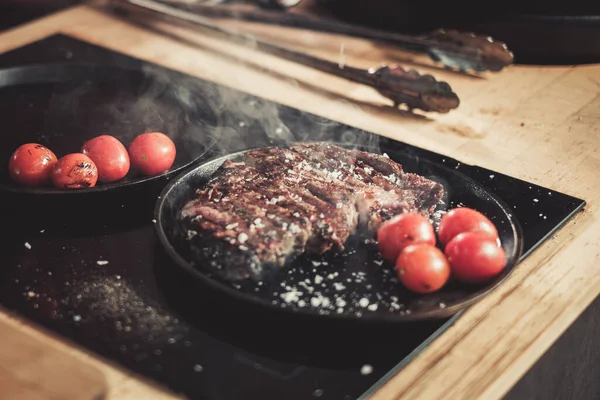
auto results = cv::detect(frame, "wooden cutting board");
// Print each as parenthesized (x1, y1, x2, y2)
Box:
(0, 317, 106, 400)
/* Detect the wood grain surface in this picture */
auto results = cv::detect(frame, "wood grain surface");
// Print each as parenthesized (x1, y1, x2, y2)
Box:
(0, 309, 106, 400)
(0, 2, 598, 399)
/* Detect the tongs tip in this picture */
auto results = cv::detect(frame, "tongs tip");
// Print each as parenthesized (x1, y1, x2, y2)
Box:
(370, 65, 460, 113)
(425, 29, 515, 73)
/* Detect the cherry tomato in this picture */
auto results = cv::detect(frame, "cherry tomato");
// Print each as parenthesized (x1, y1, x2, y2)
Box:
(438, 207, 499, 246)
(377, 213, 436, 263)
(396, 244, 450, 294)
(81, 135, 130, 183)
(51, 153, 98, 189)
(445, 231, 506, 284)
(128, 132, 176, 176)
(8, 143, 57, 187)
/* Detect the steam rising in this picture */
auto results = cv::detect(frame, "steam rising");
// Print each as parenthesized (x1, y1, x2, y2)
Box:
(125, 63, 455, 220)
(131, 63, 382, 158)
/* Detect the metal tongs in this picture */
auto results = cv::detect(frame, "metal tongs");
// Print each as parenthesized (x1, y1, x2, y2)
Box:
(161, 1, 515, 73)
(113, 0, 460, 113)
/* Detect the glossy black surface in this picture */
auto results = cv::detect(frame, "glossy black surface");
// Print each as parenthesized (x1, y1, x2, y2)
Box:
(0, 35, 586, 400)
(156, 144, 523, 322)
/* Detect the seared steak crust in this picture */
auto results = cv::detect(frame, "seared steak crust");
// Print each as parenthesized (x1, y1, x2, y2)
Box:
(180, 143, 444, 281)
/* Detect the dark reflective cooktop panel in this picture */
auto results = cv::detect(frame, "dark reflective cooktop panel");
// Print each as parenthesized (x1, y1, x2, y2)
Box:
(0, 35, 585, 400)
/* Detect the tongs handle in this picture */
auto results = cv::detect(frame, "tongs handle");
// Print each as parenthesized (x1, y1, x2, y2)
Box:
(159, 1, 514, 72)
(112, 0, 460, 113)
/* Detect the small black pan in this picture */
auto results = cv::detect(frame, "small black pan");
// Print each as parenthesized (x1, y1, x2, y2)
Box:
(0, 63, 217, 194)
(154, 142, 524, 323)
(0, 63, 217, 227)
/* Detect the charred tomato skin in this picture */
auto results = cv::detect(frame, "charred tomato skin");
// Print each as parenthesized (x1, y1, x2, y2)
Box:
(377, 212, 436, 263)
(81, 135, 130, 183)
(445, 231, 506, 284)
(438, 207, 499, 246)
(8, 143, 58, 187)
(128, 132, 176, 176)
(51, 153, 98, 189)
(396, 243, 450, 294)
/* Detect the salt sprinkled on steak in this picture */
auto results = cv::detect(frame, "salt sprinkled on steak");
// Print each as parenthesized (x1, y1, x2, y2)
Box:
(180, 143, 444, 281)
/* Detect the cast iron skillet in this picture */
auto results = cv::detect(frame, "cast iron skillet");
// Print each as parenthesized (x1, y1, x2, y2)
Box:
(0, 63, 216, 196)
(154, 142, 524, 322)
(316, 0, 600, 64)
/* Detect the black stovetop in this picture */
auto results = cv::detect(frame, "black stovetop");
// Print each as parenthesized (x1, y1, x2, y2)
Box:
(0, 35, 585, 400)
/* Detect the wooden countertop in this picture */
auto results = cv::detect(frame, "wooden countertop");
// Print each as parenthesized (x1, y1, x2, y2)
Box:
(1, 2, 599, 399)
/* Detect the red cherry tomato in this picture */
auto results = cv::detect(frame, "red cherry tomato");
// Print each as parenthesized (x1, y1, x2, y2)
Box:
(128, 132, 176, 176)
(396, 244, 451, 294)
(81, 135, 130, 183)
(8, 143, 57, 187)
(445, 231, 506, 284)
(51, 153, 98, 189)
(377, 213, 436, 263)
(438, 207, 499, 246)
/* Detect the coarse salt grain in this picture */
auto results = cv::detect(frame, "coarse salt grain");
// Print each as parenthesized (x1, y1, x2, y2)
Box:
(24, 242, 31, 250)
(333, 282, 346, 291)
(281, 291, 302, 303)
(360, 364, 373, 375)
(238, 233, 249, 243)
(358, 298, 369, 308)
(97, 260, 109, 266)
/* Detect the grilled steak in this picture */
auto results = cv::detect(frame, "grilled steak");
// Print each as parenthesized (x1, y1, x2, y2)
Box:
(180, 143, 444, 281)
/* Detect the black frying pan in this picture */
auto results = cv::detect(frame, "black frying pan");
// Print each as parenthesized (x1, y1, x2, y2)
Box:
(0, 63, 218, 229)
(154, 142, 524, 323)
(0, 63, 217, 195)
(316, 0, 600, 64)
